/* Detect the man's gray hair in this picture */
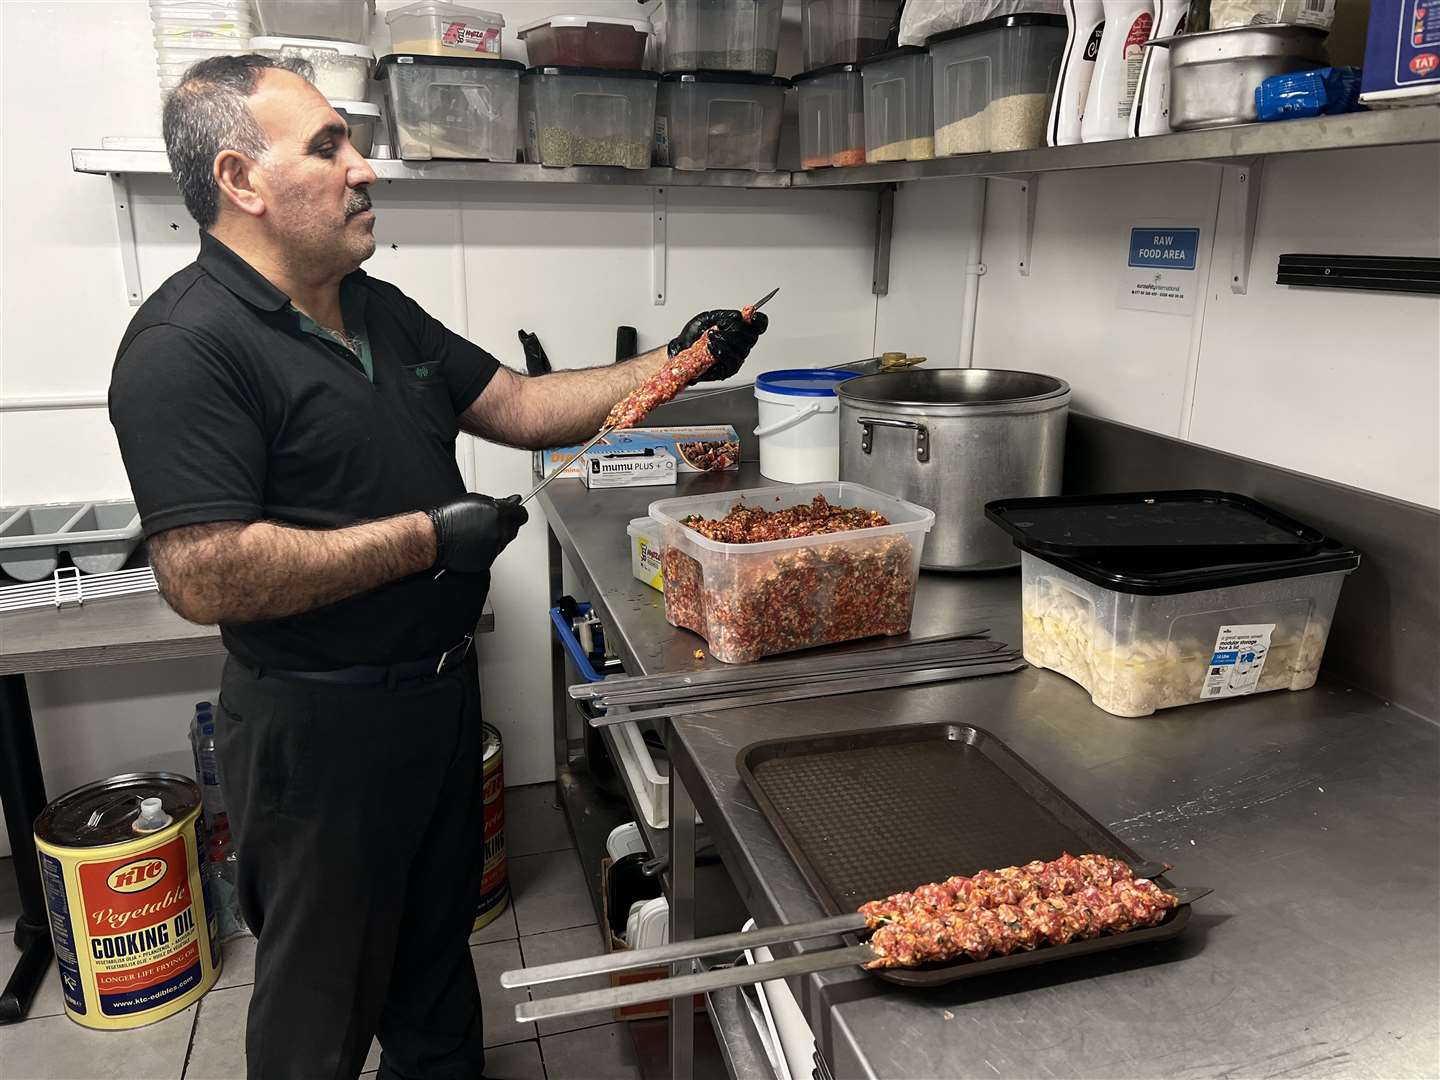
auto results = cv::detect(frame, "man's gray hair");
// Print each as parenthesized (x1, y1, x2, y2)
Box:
(163, 53, 314, 229)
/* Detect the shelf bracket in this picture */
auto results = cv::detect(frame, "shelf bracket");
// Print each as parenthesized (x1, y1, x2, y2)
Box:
(652, 186, 667, 306)
(872, 184, 895, 296)
(1224, 157, 1265, 295)
(110, 174, 143, 306)
(988, 173, 1039, 276)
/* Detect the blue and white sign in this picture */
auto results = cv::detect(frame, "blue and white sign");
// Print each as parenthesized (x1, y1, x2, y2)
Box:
(1127, 228, 1200, 270)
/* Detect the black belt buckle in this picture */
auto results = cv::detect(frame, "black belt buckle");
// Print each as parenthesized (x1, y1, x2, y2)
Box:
(436, 634, 473, 675)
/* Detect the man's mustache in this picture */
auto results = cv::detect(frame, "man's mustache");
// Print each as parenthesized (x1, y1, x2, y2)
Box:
(345, 188, 372, 217)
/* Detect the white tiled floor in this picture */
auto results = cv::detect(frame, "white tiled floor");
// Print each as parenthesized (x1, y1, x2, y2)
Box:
(0, 785, 656, 1080)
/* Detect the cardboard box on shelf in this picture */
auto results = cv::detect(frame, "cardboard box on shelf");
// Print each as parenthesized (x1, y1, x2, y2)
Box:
(536, 426, 741, 480)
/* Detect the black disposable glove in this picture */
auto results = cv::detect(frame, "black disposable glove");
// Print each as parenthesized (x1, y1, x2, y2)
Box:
(426, 494, 528, 574)
(668, 308, 770, 383)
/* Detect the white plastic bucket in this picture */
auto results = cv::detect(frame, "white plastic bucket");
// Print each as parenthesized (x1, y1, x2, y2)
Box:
(753, 368, 862, 483)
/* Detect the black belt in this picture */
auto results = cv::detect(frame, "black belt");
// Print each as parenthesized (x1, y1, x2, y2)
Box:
(254, 635, 474, 687)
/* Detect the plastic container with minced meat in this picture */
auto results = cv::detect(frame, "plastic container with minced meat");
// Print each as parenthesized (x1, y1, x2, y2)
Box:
(649, 482, 935, 664)
(517, 14, 652, 70)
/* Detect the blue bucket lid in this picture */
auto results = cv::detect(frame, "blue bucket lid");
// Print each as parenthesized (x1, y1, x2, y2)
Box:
(755, 368, 862, 397)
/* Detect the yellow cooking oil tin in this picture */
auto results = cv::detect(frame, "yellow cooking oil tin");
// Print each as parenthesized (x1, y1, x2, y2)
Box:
(33, 772, 221, 1029)
(474, 723, 510, 932)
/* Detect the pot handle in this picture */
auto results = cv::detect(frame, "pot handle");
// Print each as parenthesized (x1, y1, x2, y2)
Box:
(754, 402, 823, 438)
(857, 417, 930, 463)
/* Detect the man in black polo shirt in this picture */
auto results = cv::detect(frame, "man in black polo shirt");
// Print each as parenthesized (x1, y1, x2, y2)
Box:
(108, 56, 767, 1080)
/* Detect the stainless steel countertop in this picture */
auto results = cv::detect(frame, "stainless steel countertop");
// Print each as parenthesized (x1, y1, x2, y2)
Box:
(540, 466, 1440, 1080)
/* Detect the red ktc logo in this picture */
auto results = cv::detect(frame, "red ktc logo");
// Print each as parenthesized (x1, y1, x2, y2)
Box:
(107, 858, 167, 894)
(1411, 53, 1439, 76)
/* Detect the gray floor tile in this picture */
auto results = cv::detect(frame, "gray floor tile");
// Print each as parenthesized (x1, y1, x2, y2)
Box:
(0, 951, 66, 1021)
(0, 1001, 196, 1080)
(469, 898, 519, 946)
(184, 984, 248, 1079)
(518, 924, 608, 1036)
(473, 938, 537, 1049)
(213, 933, 256, 990)
(509, 850, 596, 936)
(484, 1038, 546, 1079)
(505, 783, 574, 857)
(541, 1022, 643, 1079)
(629, 1015, 730, 1080)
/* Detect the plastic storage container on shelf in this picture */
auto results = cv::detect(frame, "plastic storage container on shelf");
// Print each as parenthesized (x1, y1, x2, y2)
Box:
(986, 491, 1361, 717)
(254, 0, 372, 43)
(928, 13, 1066, 156)
(522, 67, 659, 170)
(861, 46, 934, 162)
(156, 41, 249, 93)
(333, 99, 380, 156)
(654, 72, 789, 172)
(650, 482, 935, 664)
(753, 368, 863, 482)
(249, 37, 375, 100)
(377, 54, 522, 161)
(802, 0, 901, 68)
(517, 14, 652, 70)
(661, 0, 784, 75)
(387, 1, 504, 59)
(151, 0, 253, 46)
(794, 63, 866, 168)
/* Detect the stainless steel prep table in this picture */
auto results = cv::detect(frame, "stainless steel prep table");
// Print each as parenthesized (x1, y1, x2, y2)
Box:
(540, 464, 1440, 1080)
(0, 591, 493, 1023)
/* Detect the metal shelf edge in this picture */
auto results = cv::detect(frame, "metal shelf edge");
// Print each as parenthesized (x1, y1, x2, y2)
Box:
(701, 969, 781, 1080)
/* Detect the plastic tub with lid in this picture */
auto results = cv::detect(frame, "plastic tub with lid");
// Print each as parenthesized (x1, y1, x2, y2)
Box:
(661, 0, 784, 75)
(753, 369, 862, 482)
(654, 72, 789, 172)
(985, 491, 1361, 717)
(333, 99, 380, 156)
(794, 62, 866, 168)
(802, 0, 900, 68)
(249, 36, 375, 100)
(929, 13, 1066, 155)
(518, 14, 652, 70)
(860, 46, 934, 162)
(386, 1, 504, 59)
(255, 0, 372, 43)
(651, 481, 935, 663)
(152, 0, 253, 46)
(377, 54, 522, 161)
(522, 67, 658, 170)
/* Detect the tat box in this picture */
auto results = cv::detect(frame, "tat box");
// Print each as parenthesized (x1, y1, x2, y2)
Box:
(580, 448, 677, 489)
(536, 426, 740, 480)
(1361, 0, 1440, 106)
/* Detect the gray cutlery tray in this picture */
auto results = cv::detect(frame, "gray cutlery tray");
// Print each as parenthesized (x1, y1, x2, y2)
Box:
(0, 500, 143, 581)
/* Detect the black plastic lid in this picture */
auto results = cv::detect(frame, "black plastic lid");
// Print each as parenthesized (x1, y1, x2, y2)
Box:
(524, 64, 659, 80)
(791, 62, 860, 83)
(985, 490, 1331, 560)
(661, 70, 791, 87)
(927, 12, 1066, 45)
(1023, 540, 1360, 596)
(377, 54, 524, 77)
(859, 44, 928, 66)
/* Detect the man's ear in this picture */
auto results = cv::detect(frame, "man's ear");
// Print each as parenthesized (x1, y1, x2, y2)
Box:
(214, 149, 266, 219)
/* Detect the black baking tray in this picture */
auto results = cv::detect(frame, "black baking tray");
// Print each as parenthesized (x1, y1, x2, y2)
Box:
(736, 722, 1191, 986)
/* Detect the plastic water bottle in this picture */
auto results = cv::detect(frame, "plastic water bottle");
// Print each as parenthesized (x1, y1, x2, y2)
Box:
(188, 701, 228, 835)
(207, 827, 249, 940)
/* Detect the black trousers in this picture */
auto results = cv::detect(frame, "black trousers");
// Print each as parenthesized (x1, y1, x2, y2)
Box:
(215, 654, 488, 1080)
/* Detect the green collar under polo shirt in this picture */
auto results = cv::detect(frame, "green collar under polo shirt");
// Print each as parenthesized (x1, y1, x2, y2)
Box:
(108, 231, 503, 673)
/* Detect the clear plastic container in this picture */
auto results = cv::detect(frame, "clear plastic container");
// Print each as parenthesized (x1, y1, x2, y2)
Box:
(333, 99, 380, 155)
(254, 0, 372, 43)
(1019, 547, 1359, 717)
(794, 63, 866, 168)
(249, 36, 375, 100)
(802, 0, 901, 68)
(152, 0, 253, 46)
(377, 54, 522, 161)
(661, 0, 784, 75)
(517, 14, 652, 70)
(522, 66, 659, 170)
(650, 481, 936, 663)
(929, 14, 1067, 156)
(861, 46, 934, 162)
(655, 72, 788, 172)
(386, 1, 504, 59)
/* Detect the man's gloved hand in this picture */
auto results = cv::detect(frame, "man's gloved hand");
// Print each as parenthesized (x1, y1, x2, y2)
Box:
(668, 309, 770, 383)
(426, 494, 528, 574)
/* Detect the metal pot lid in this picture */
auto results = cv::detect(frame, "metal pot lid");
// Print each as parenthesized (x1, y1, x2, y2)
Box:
(838, 368, 1070, 409)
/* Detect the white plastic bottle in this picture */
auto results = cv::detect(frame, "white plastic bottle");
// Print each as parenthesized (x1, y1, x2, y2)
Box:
(1081, 0, 1155, 143)
(1129, 0, 1187, 137)
(1047, 0, 1106, 146)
